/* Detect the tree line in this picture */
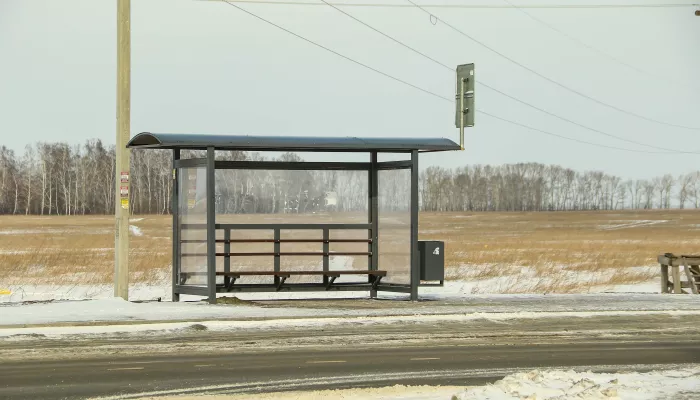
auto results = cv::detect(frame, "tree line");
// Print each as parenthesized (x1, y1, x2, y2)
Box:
(0, 140, 698, 215)
(421, 164, 699, 212)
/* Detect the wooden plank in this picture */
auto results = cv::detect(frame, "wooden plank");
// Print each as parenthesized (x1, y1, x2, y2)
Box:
(660, 264, 669, 294)
(657, 254, 700, 267)
(215, 270, 387, 277)
(658, 255, 673, 265)
(684, 263, 699, 294)
(672, 265, 682, 294)
(182, 239, 372, 244)
(182, 252, 372, 257)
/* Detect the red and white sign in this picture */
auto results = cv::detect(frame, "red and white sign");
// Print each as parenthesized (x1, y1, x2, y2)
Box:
(120, 172, 129, 183)
(120, 186, 129, 197)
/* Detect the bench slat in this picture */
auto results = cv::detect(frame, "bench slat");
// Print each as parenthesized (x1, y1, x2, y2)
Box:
(182, 239, 372, 244)
(182, 252, 372, 257)
(215, 270, 387, 277)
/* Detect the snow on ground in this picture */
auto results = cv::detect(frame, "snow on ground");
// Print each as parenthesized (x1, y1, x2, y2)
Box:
(0, 297, 317, 327)
(455, 367, 700, 400)
(129, 225, 144, 236)
(137, 385, 463, 400)
(0, 282, 173, 303)
(0, 272, 660, 304)
(5, 309, 700, 338)
(3, 296, 700, 337)
(599, 219, 668, 230)
(126, 367, 700, 400)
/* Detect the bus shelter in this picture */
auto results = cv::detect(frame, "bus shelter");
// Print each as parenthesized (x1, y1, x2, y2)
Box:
(127, 132, 459, 303)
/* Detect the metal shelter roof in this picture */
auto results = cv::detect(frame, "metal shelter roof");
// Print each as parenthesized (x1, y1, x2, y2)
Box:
(127, 132, 461, 152)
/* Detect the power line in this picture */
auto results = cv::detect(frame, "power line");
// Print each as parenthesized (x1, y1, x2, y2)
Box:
(500, 0, 700, 92)
(220, 1, 451, 103)
(318, 0, 697, 153)
(218, 1, 686, 155)
(478, 82, 698, 153)
(478, 111, 673, 154)
(405, 0, 700, 131)
(206, 1, 700, 10)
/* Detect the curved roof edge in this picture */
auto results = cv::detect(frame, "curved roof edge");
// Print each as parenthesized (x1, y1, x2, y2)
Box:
(127, 132, 162, 147)
(126, 132, 461, 152)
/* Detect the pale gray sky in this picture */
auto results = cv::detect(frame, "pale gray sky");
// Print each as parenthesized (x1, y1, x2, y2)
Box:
(1, 0, 698, 179)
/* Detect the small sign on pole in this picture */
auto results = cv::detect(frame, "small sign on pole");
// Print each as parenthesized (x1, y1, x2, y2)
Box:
(120, 172, 130, 183)
(120, 186, 129, 197)
(121, 198, 129, 210)
(455, 63, 475, 151)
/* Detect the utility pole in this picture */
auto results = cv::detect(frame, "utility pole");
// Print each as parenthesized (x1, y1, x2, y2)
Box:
(115, 0, 131, 300)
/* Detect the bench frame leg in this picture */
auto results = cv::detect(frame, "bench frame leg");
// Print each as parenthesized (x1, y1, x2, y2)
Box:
(325, 276, 338, 290)
(276, 275, 289, 291)
(371, 276, 383, 290)
(226, 276, 238, 292)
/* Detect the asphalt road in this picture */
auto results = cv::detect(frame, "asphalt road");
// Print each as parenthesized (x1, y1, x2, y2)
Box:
(2, 338, 700, 400)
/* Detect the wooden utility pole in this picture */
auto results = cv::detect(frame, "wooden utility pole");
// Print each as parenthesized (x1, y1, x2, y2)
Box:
(115, 0, 131, 300)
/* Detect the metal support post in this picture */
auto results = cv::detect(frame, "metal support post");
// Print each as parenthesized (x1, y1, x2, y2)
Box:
(171, 149, 180, 302)
(114, 0, 131, 300)
(460, 77, 465, 150)
(410, 150, 419, 301)
(206, 147, 217, 303)
(323, 228, 330, 286)
(274, 228, 281, 286)
(369, 151, 379, 298)
(224, 228, 231, 289)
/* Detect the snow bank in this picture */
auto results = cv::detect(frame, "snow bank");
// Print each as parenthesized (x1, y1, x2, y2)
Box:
(149, 385, 462, 400)
(114, 367, 700, 400)
(0, 275, 662, 305)
(0, 283, 173, 303)
(0, 297, 320, 327)
(3, 297, 700, 337)
(455, 367, 700, 400)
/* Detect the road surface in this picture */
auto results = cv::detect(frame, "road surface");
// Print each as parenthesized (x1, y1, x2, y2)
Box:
(1, 311, 699, 400)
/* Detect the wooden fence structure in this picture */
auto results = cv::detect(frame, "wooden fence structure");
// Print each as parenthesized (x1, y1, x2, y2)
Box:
(658, 253, 700, 294)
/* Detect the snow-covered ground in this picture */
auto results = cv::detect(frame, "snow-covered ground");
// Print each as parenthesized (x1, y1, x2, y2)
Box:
(455, 367, 700, 400)
(124, 367, 700, 400)
(141, 385, 463, 400)
(2, 293, 700, 338)
(129, 224, 144, 236)
(0, 274, 660, 304)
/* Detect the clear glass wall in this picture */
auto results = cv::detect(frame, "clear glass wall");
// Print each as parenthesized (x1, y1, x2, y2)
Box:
(178, 166, 208, 287)
(214, 168, 369, 284)
(378, 168, 411, 285)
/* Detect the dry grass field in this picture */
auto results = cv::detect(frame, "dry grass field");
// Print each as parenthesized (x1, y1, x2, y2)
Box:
(1, 210, 699, 294)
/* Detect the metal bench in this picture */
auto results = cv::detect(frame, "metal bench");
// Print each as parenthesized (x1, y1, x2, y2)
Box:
(179, 270, 387, 292)
(217, 270, 386, 291)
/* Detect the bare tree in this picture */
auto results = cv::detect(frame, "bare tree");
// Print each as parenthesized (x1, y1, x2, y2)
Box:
(678, 173, 694, 209)
(2, 139, 700, 215)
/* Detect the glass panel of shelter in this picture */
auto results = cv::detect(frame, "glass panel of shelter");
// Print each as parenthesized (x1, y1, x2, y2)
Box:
(175, 152, 415, 295)
(178, 166, 208, 287)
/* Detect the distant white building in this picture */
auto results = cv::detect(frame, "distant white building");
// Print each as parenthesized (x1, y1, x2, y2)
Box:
(325, 191, 337, 207)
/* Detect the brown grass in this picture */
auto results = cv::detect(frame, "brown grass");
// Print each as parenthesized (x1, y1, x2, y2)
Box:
(0, 216, 170, 287)
(1, 210, 698, 292)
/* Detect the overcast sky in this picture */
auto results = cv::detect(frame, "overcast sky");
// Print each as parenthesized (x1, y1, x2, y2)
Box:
(1, 0, 698, 179)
